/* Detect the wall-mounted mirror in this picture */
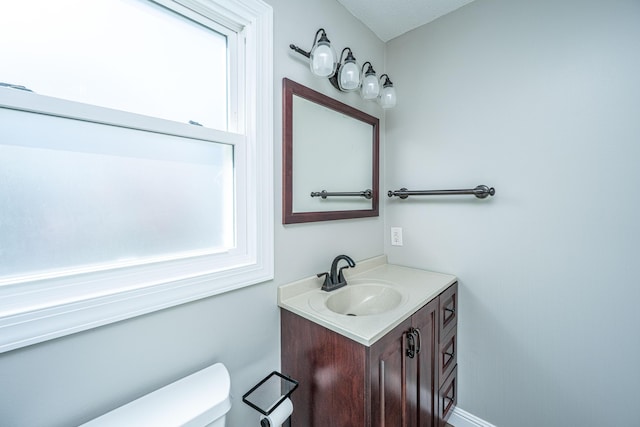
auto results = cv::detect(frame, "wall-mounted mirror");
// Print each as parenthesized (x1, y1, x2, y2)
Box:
(282, 78, 380, 224)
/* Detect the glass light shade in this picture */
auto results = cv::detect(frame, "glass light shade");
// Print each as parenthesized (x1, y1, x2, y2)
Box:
(338, 59, 360, 91)
(361, 73, 379, 99)
(310, 41, 336, 77)
(379, 85, 397, 109)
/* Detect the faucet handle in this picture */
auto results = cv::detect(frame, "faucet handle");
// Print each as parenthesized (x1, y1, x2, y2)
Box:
(317, 272, 331, 290)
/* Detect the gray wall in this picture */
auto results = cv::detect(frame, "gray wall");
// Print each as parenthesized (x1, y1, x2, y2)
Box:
(0, 0, 385, 426)
(385, 0, 640, 425)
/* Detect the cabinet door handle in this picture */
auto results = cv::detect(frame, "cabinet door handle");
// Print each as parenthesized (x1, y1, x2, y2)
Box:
(406, 328, 421, 358)
(413, 327, 422, 355)
(405, 329, 416, 359)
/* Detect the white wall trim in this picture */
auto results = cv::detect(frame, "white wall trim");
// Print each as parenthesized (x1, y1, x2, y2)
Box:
(449, 407, 497, 427)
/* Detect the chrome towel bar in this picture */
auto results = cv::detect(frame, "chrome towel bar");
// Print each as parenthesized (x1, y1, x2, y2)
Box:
(311, 189, 373, 199)
(388, 185, 495, 199)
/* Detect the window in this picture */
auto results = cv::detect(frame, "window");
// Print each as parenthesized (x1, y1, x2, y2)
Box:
(0, 0, 231, 130)
(0, 0, 273, 353)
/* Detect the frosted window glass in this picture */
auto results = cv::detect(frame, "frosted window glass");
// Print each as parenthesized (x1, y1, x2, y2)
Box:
(0, 109, 234, 279)
(0, 0, 228, 130)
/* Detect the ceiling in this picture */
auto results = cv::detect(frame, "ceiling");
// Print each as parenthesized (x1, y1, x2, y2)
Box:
(336, 0, 476, 42)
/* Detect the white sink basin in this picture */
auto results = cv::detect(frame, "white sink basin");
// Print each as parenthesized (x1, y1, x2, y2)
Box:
(324, 282, 403, 316)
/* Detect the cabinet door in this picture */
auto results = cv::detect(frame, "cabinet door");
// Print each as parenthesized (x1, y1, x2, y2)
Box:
(408, 299, 438, 427)
(370, 317, 412, 427)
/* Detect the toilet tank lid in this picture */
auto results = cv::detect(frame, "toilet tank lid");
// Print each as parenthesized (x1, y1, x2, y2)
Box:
(81, 363, 231, 427)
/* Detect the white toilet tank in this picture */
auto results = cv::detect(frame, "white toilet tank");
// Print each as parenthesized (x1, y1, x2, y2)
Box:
(81, 363, 231, 427)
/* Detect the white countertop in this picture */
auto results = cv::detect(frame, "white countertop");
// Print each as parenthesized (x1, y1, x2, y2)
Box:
(277, 255, 457, 346)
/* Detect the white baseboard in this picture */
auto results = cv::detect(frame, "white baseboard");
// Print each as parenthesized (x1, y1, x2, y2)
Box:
(448, 406, 496, 427)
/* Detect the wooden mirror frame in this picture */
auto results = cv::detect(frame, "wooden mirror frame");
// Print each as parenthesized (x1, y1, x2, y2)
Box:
(282, 78, 380, 224)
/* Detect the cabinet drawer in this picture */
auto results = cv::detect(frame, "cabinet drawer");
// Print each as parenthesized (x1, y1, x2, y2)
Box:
(438, 328, 457, 388)
(439, 282, 458, 339)
(438, 366, 457, 426)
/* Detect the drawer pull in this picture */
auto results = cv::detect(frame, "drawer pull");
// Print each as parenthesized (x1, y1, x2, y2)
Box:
(445, 307, 456, 315)
(444, 350, 454, 365)
(443, 384, 456, 412)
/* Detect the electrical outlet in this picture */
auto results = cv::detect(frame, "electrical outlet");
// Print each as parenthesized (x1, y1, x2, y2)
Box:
(391, 227, 403, 246)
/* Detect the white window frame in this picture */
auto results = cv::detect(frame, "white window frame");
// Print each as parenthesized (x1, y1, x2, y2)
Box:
(0, 0, 273, 353)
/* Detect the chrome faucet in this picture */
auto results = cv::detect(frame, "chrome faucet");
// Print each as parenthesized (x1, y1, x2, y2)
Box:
(317, 254, 356, 292)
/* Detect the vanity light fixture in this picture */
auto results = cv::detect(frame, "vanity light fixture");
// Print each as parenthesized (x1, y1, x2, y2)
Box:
(329, 47, 360, 92)
(289, 29, 397, 108)
(360, 62, 379, 100)
(289, 28, 337, 78)
(378, 74, 397, 109)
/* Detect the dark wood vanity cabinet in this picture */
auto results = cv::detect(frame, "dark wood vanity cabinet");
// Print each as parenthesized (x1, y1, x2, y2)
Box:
(281, 282, 458, 427)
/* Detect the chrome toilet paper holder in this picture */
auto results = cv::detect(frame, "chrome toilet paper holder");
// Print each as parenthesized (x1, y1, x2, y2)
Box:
(243, 371, 298, 426)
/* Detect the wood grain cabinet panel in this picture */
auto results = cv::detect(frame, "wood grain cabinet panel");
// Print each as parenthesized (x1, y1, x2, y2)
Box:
(408, 300, 438, 427)
(280, 309, 368, 426)
(369, 317, 412, 427)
